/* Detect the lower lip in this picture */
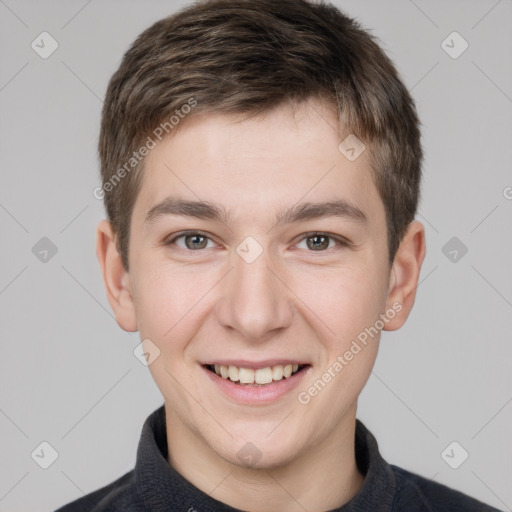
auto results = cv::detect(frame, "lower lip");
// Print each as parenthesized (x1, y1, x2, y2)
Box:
(202, 365, 310, 405)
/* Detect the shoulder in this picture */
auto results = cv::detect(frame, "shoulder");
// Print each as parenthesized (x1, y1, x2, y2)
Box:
(390, 464, 502, 512)
(54, 470, 138, 512)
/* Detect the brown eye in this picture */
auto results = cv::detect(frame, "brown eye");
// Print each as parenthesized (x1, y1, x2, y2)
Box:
(306, 234, 330, 250)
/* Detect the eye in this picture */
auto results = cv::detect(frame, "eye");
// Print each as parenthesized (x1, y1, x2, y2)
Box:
(165, 231, 217, 251)
(163, 231, 349, 253)
(295, 232, 348, 252)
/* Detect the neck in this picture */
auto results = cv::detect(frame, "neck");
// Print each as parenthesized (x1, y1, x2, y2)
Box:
(165, 405, 365, 511)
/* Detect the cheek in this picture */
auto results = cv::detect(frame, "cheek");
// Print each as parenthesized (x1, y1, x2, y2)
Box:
(132, 265, 210, 398)
(295, 267, 385, 428)
(295, 263, 387, 345)
(131, 260, 207, 343)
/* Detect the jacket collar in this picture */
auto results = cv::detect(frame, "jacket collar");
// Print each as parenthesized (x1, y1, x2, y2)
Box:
(133, 404, 396, 511)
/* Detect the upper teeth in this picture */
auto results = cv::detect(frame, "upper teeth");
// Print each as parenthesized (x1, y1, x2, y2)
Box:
(212, 364, 301, 384)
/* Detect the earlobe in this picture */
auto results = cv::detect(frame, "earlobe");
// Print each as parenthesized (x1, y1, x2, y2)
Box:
(383, 221, 426, 331)
(96, 220, 138, 332)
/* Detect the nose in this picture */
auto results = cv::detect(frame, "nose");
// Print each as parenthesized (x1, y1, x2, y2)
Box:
(214, 241, 294, 343)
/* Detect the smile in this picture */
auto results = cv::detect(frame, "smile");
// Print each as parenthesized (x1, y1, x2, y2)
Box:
(205, 363, 306, 386)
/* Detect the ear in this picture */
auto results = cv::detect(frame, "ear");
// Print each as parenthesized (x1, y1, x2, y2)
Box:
(96, 219, 138, 332)
(383, 220, 426, 331)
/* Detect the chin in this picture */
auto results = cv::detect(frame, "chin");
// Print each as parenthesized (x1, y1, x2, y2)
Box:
(215, 433, 303, 470)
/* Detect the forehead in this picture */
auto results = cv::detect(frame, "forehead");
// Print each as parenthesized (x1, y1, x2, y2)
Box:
(132, 101, 384, 230)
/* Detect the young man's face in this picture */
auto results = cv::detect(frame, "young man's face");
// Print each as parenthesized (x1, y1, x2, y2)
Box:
(99, 99, 424, 469)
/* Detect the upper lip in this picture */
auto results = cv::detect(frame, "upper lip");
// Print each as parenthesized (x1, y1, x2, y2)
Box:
(202, 360, 309, 369)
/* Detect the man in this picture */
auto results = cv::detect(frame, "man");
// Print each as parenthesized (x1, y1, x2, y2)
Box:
(57, 0, 501, 510)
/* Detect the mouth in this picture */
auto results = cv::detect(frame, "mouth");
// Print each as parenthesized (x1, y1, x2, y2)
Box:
(203, 363, 309, 386)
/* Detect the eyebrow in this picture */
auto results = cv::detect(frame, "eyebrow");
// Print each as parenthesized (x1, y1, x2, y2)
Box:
(144, 196, 368, 228)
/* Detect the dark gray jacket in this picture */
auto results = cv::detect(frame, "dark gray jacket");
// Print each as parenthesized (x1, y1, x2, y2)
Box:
(55, 405, 502, 511)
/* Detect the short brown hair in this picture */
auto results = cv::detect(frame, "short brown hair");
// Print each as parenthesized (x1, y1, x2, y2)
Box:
(98, 0, 422, 271)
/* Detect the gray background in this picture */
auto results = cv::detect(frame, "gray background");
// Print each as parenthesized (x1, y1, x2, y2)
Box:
(0, 0, 511, 511)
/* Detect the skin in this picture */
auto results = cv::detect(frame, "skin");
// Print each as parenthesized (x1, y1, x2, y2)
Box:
(97, 99, 426, 511)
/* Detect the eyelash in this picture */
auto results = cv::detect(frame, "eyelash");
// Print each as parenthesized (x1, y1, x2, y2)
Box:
(163, 230, 350, 253)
